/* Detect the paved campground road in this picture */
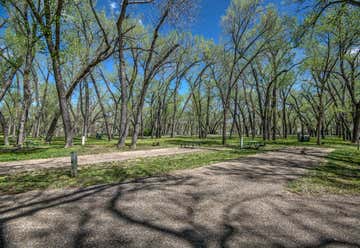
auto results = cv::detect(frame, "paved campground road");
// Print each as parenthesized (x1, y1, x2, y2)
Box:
(0, 147, 359, 247)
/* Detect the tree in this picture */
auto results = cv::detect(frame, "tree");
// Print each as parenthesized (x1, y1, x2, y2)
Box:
(26, 0, 114, 147)
(214, 0, 275, 145)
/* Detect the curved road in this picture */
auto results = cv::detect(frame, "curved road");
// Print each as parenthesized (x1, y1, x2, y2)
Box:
(0, 147, 359, 247)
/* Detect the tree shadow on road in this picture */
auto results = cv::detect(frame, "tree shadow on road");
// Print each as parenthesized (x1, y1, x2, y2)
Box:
(0, 155, 359, 248)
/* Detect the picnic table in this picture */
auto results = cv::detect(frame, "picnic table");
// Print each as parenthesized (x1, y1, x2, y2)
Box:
(241, 140, 265, 149)
(297, 134, 310, 142)
(25, 140, 40, 148)
(180, 142, 201, 149)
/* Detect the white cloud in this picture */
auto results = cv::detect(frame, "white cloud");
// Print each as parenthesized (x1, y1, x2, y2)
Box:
(350, 46, 360, 55)
(109, 1, 117, 10)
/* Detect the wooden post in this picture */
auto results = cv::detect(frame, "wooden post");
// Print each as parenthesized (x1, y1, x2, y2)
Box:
(71, 152, 78, 177)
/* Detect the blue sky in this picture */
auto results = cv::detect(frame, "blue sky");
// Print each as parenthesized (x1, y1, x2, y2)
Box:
(103, 0, 303, 43)
(0, 0, 303, 46)
(98, 0, 305, 94)
(0, 0, 306, 99)
(191, 0, 230, 41)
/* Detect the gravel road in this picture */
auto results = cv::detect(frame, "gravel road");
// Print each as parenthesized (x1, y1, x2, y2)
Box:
(0, 147, 359, 248)
(0, 147, 202, 175)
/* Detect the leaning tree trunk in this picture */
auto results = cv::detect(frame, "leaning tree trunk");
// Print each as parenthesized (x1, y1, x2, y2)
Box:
(131, 87, 147, 149)
(92, 75, 111, 141)
(50, 52, 73, 148)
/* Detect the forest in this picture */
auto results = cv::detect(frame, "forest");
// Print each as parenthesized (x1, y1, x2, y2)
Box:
(0, 0, 359, 149)
(0, 1, 359, 247)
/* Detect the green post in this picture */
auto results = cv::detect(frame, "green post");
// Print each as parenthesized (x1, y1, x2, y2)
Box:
(71, 152, 78, 177)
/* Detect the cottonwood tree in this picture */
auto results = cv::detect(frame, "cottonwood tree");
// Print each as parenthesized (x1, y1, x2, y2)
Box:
(248, 9, 299, 141)
(213, 0, 275, 145)
(25, 0, 115, 147)
(130, 0, 198, 149)
(331, 6, 360, 142)
(5, 2, 39, 147)
(302, 22, 338, 144)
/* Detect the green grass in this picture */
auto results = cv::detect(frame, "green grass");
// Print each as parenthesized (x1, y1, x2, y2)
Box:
(1, 135, 359, 195)
(270, 136, 359, 195)
(288, 147, 360, 195)
(266, 135, 358, 148)
(0, 136, 166, 162)
(0, 148, 260, 194)
(0, 135, 263, 162)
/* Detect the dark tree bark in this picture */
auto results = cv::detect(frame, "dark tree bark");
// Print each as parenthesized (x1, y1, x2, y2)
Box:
(91, 75, 111, 141)
(80, 81, 90, 145)
(131, 6, 179, 148)
(271, 82, 277, 141)
(116, 0, 130, 148)
(0, 111, 9, 146)
(17, 63, 32, 146)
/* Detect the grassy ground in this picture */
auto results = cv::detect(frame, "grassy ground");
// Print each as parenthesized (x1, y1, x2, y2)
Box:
(0, 148, 260, 194)
(0, 135, 262, 162)
(288, 147, 360, 195)
(264, 136, 359, 195)
(0, 135, 358, 195)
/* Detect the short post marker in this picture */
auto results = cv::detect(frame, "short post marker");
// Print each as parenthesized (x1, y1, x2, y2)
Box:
(71, 152, 78, 177)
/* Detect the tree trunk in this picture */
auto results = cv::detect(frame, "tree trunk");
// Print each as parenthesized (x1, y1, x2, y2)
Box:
(17, 63, 32, 147)
(262, 115, 266, 140)
(316, 117, 322, 145)
(170, 84, 178, 138)
(271, 84, 277, 141)
(222, 103, 228, 145)
(351, 103, 360, 143)
(32, 70, 40, 138)
(117, 51, 128, 147)
(54, 61, 73, 148)
(156, 97, 162, 138)
(116, 0, 130, 148)
(231, 84, 239, 139)
(282, 102, 287, 138)
(131, 88, 147, 149)
(205, 86, 211, 139)
(92, 75, 111, 141)
(81, 81, 90, 145)
(0, 111, 9, 146)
